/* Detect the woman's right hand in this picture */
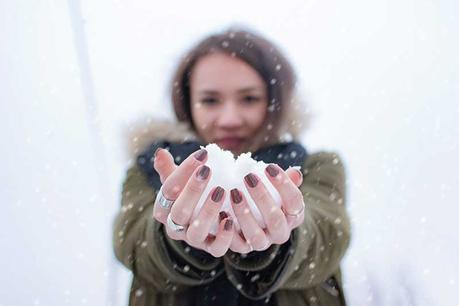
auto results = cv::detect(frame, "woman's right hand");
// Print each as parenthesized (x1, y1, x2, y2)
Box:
(152, 148, 234, 257)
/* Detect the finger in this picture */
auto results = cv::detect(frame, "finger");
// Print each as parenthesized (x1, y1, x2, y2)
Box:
(230, 188, 272, 250)
(169, 164, 212, 227)
(163, 214, 187, 241)
(186, 186, 225, 246)
(285, 167, 303, 187)
(265, 164, 305, 228)
(153, 148, 177, 184)
(230, 230, 254, 254)
(153, 148, 207, 222)
(159, 148, 208, 200)
(243, 174, 290, 245)
(205, 218, 234, 257)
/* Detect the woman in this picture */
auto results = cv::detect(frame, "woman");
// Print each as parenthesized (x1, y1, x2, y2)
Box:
(113, 27, 351, 306)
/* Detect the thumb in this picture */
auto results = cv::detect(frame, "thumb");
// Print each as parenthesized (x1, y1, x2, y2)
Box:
(285, 167, 303, 187)
(153, 148, 177, 184)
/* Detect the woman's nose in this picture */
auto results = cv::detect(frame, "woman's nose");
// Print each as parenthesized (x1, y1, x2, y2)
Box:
(216, 103, 243, 128)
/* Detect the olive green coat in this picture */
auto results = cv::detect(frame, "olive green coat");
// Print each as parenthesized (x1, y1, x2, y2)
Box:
(113, 124, 351, 306)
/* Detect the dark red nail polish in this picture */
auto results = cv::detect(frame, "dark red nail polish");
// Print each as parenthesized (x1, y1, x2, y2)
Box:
(266, 164, 279, 177)
(224, 219, 233, 231)
(194, 149, 207, 161)
(230, 189, 242, 204)
(196, 165, 210, 180)
(244, 173, 258, 188)
(211, 186, 224, 202)
(219, 211, 228, 222)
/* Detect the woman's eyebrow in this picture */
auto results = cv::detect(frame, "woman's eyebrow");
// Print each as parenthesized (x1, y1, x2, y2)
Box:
(199, 90, 219, 95)
(237, 87, 260, 93)
(199, 87, 260, 95)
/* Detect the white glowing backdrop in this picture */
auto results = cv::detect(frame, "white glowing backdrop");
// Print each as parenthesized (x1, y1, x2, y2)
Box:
(1, 0, 458, 305)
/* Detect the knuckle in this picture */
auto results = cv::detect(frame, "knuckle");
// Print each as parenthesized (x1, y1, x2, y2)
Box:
(186, 179, 204, 194)
(253, 189, 270, 204)
(277, 232, 291, 244)
(286, 190, 303, 204)
(186, 230, 201, 246)
(169, 210, 188, 225)
(162, 184, 181, 199)
(266, 208, 285, 228)
(249, 230, 267, 248)
(153, 209, 166, 223)
(201, 205, 219, 220)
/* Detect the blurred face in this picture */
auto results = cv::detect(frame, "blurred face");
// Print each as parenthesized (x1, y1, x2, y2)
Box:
(190, 53, 268, 155)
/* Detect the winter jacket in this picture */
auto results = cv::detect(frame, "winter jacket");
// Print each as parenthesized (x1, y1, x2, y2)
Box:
(113, 121, 351, 306)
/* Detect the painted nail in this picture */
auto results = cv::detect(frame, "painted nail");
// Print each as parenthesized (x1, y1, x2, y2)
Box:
(154, 148, 162, 158)
(266, 164, 279, 177)
(194, 149, 207, 161)
(224, 219, 233, 231)
(211, 186, 224, 202)
(196, 165, 210, 180)
(219, 211, 229, 222)
(230, 188, 242, 204)
(244, 173, 258, 188)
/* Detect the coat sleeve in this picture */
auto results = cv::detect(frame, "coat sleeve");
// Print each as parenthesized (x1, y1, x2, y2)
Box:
(223, 151, 351, 298)
(112, 164, 224, 294)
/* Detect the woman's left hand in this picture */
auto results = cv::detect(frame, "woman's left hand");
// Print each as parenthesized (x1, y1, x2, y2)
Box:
(228, 164, 304, 253)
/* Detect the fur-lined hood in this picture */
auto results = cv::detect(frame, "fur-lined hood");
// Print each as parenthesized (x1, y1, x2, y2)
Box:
(123, 118, 199, 161)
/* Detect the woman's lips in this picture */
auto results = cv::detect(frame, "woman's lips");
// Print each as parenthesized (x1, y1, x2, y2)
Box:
(215, 137, 244, 150)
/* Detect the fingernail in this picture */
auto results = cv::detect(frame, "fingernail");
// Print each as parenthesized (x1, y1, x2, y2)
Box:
(230, 188, 242, 204)
(266, 164, 279, 177)
(295, 168, 303, 179)
(244, 173, 258, 188)
(219, 211, 228, 222)
(211, 186, 224, 202)
(194, 149, 207, 161)
(196, 165, 210, 180)
(224, 219, 233, 231)
(154, 148, 162, 158)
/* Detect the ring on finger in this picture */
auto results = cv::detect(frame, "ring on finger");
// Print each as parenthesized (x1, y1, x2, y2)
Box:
(166, 213, 187, 232)
(157, 186, 175, 209)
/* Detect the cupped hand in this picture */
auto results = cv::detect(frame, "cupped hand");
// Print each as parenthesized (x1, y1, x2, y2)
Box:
(153, 148, 234, 257)
(228, 164, 304, 254)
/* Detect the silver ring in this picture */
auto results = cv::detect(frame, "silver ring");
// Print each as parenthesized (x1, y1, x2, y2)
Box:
(284, 203, 305, 218)
(167, 213, 186, 232)
(157, 186, 175, 209)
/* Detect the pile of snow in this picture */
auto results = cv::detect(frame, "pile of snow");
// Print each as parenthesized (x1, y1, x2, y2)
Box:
(191, 143, 298, 234)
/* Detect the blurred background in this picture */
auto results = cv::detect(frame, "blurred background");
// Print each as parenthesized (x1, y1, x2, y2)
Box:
(1, 0, 458, 305)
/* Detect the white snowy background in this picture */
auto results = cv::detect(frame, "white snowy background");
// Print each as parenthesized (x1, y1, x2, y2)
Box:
(1, 0, 458, 305)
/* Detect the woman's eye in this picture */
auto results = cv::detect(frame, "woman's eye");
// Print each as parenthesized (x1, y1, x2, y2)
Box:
(201, 98, 218, 105)
(243, 96, 260, 103)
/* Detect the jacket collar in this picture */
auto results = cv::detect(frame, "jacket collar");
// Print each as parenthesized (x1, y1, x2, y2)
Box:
(134, 121, 308, 191)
